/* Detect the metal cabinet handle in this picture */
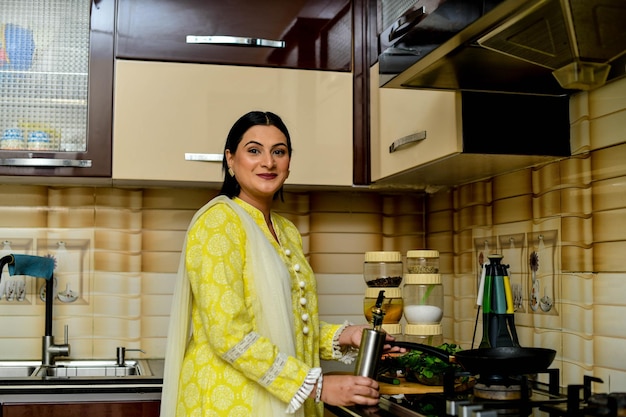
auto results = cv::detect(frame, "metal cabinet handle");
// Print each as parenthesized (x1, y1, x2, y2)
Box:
(389, 131, 427, 153)
(185, 153, 223, 162)
(0, 158, 92, 167)
(186, 35, 285, 49)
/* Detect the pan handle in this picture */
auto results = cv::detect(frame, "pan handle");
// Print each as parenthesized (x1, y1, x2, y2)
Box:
(389, 341, 452, 362)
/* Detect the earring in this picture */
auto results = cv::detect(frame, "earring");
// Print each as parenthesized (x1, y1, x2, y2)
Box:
(228, 168, 235, 177)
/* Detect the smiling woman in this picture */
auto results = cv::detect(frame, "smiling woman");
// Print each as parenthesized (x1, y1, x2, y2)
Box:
(160, 111, 400, 417)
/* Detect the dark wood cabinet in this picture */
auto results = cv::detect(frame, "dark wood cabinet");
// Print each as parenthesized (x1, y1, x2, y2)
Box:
(0, 0, 114, 177)
(116, 0, 352, 71)
(1, 400, 160, 417)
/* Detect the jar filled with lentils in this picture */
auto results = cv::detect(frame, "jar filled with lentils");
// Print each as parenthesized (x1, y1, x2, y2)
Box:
(363, 251, 403, 287)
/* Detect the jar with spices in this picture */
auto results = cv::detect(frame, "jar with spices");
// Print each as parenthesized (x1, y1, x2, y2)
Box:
(363, 287, 403, 324)
(406, 250, 439, 274)
(403, 324, 443, 346)
(403, 272, 443, 325)
(363, 251, 403, 287)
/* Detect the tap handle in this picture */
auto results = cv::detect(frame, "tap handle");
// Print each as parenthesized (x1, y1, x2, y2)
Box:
(64, 324, 69, 345)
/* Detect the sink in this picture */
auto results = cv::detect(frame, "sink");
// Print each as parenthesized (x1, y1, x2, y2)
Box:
(0, 359, 153, 378)
(0, 361, 40, 378)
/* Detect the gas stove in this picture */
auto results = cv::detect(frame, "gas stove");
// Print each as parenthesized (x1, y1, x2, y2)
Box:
(378, 370, 624, 417)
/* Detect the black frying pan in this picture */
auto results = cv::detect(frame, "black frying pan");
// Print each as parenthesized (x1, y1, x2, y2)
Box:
(390, 342, 556, 376)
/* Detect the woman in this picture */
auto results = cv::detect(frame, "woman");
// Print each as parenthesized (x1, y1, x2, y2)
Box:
(161, 111, 396, 417)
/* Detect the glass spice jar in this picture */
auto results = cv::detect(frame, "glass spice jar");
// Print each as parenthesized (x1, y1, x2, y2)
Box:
(363, 287, 403, 324)
(363, 251, 403, 287)
(403, 272, 444, 324)
(406, 250, 439, 274)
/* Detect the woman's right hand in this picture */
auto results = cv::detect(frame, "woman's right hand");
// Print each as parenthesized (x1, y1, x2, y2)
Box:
(320, 374, 380, 407)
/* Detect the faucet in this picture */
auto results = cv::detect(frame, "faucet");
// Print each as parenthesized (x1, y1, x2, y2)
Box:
(0, 254, 70, 366)
(42, 275, 70, 366)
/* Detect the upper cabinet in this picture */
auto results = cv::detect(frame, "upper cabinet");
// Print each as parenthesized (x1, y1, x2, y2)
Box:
(113, 61, 353, 187)
(0, 0, 114, 177)
(113, 0, 354, 187)
(369, 64, 571, 189)
(116, 0, 352, 71)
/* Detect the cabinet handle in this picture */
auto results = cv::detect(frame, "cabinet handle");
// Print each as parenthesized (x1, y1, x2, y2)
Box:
(0, 158, 92, 167)
(185, 153, 224, 162)
(186, 35, 285, 49)
(389, 131, 427, 153)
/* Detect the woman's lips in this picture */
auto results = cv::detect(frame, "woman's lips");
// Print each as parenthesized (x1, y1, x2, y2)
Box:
(257, 173, 278, 180)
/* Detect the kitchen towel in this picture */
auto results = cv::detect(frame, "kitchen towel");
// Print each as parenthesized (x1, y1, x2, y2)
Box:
(8, 254, 54, 280)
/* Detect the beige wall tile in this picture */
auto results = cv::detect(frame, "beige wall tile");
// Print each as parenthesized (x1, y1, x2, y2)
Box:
(311, 212, 381, 233)
(310, 191, 381, 213)
(591, 143, 626, 181)
(142, 252, 182, 273)
(0, 207, 48, 228)
(142, 188, 216, 209)
(95, 207, 142, 230)
(309, 232, 380, 254)
(493, 195, 533, 224)
(141, 230, 185, 252)
(142, 209, 197, 231)
(0, 185, 48, 207)
(95, 188, 143, 209)
(95, 230, 141, 252)
(492, 169, 532, 200)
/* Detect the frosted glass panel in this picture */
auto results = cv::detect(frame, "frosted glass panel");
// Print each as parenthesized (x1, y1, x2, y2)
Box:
(0, 0, 90, 152)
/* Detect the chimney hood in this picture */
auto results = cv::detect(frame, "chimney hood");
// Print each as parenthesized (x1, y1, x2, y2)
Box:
(379, 0, 626, 95)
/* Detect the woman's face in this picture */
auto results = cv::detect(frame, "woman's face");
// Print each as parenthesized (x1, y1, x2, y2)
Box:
(226, 124, 290, 207)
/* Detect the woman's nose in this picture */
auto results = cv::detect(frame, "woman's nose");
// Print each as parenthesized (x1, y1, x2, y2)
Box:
(262, 153, 275, 168)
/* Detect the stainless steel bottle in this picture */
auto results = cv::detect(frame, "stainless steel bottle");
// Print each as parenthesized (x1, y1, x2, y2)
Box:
(355, 290, 387, 378)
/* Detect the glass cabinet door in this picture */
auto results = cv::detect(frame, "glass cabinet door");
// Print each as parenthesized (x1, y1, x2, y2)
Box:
(0, 0, 113, 177)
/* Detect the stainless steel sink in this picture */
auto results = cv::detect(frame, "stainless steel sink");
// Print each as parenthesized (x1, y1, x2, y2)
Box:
(0, 361, 40, 378)
(0, 359, 153, 378)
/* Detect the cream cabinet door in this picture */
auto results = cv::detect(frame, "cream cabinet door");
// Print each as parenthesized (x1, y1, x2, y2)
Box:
(113, 60, 353, 186)
(370, 65, 460, 182)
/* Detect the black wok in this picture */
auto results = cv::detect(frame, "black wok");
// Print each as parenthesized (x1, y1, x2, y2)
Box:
(390, 341, 556, 376)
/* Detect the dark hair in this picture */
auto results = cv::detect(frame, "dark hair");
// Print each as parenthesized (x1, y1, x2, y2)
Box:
(220, 111, 292, 200)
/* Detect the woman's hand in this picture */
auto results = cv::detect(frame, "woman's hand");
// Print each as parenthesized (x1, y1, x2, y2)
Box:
(321, 374, 380, 407)
(338, 325, 406, 353)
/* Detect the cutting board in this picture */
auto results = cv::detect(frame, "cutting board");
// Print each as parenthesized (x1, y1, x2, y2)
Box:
(378, 378, 443, 395)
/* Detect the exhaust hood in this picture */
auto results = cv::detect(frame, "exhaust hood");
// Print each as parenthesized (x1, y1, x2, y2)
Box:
(379, 0, 626, 95)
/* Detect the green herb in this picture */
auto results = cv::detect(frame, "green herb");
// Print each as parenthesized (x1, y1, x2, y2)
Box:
(396, 343, 463, 382)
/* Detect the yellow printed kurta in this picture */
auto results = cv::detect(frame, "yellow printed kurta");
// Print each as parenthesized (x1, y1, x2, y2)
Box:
(177, 197, 342, 417)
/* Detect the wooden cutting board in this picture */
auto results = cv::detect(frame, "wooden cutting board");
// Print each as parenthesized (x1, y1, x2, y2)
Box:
(378, 378, 443, 395)
(325, 372, 444, 395)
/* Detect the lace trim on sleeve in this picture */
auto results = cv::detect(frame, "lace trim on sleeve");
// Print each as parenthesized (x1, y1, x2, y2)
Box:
(285, 367, 322, 414)
(334, 321, 359, 364)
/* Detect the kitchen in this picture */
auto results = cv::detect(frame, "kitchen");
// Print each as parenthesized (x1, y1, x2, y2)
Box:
(0, 0, 626, 416)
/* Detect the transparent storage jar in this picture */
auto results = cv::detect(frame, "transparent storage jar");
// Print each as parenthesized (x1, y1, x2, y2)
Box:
(403, 273, 443, 324)
(363, 251, 403, 287)
(403, 324, 443, 346)
(406, 250, 439, 274)
(381, 323, 402, 339)
(363, 287, 403, 324)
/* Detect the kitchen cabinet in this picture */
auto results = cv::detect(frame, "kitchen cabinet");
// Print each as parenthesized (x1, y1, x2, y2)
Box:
(1, 400, 159, 417)
(116, 0, 351, 72)
(369, 64, 571, 188)
(113, 60, 353, 186)
(0, 0, 114, 177)
(370, 74, 460, 183)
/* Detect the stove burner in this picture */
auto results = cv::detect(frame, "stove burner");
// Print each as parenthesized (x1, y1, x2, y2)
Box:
(474, 382, 528, 401)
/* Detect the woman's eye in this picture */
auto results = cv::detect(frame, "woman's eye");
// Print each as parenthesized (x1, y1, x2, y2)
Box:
(273, 149, 287, 156)
(248, 148, 260, 154)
